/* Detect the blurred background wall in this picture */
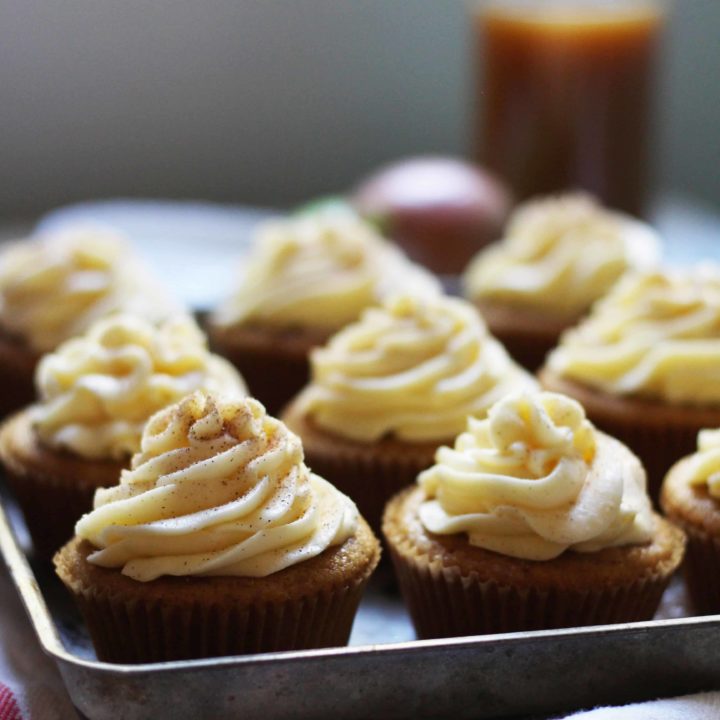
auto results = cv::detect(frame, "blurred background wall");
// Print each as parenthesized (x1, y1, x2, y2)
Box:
(0, 0, 718, 218)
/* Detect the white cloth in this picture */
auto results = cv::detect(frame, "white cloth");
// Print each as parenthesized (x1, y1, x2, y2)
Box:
(0, 565, 76, 720)
(559, 693, 720, 719)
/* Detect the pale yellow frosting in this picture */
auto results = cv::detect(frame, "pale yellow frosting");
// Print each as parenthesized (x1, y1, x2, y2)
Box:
(464, 193, 660, 316)
(684, 429, 720, 498)
(75, 392, 359, 581)
(0, 225, 180, 352)
(418, 391, 654, 560)
(296, 294, 538, 442)
(212, 207, 441, 331)
(33, 314, 246, 460)
(548, 267, 720, 404)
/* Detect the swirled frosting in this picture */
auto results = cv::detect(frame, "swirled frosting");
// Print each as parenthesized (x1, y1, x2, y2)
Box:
(212, 207, 441, 330)
(684, 429, 720, 498)
(75, 392, 359, 581)
(418, 391, 654, 560)
(548, 267, 720, 404)
(295, 294, 537, 442)
(463, 193, 659, 316)
(33, 314, 246, 460)
(0, 225, 180, 352)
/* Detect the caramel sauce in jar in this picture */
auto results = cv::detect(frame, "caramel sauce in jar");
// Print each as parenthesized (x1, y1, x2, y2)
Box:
(475, 1, 666, 216)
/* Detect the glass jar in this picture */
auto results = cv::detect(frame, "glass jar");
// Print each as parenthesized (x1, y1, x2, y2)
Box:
(472, 0, 670, 216)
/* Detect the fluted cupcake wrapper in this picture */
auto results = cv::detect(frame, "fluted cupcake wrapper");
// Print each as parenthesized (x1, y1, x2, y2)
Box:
(488, 326, 560, 374)
(206, 322, 328, 416)
(3, 465, 97, 560)
(72, 576, 368, 663)
(0, 332, 38, 420)
(472, 300, 571, 373)
(280, 407, 438, 536)
(387, 541, 672, 638)
(305, 446, 435, 536)
(302, 447, 428, 590)
(664, 518, 720, 616)
(215, 343, 309, 417)
(0, 410, 126, 561)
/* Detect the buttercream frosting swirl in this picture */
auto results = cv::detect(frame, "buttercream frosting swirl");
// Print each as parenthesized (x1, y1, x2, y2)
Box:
(0, 225, 180, 352)
(684, 429, 720, 498)
(548, 267, 720, 404)
(296, 294, 537, 442)
(75, 392, 359, 581)
(212, 207, 440, 330)
(418, 391, 654, 560)
(33, 314, 246, 460)
(464, 193, 659, 316)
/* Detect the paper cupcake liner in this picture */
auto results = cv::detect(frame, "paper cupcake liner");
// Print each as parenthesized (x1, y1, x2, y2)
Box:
(387, 544, 669, 637)
(0, 341, 36, 420)
(3, 465, 96, 560)
(74, 576, 368, 663)
(0, 411, 126, 561)
(664, 518, 720, 615)
(206, 324, 323, 416)
(282, 407, 439, 534)
(218, 345, 310, 417)
(488, 326, 560, 374)
(56, 531, 380, 663)
(303, 444, 435, 536)
(473, 300, 571, 372)
(661, 460, 720, 615)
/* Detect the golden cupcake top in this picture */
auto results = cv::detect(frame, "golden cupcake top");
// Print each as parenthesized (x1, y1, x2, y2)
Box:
(682, 429, 720, 498)
(212, 206, 441, 331)
(418, 391, 654, 560)
(547, 266, 720, 404)
(33, 314, 246, 460)
(295, 293, 537, 442)
(75, 392, 359, 581)
(0, 225, 180, 352)
(463, 193, 660, 317)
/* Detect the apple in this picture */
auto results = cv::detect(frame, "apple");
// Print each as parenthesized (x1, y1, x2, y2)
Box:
(352, 156, 512, 275)
(351, 156, 512, 274)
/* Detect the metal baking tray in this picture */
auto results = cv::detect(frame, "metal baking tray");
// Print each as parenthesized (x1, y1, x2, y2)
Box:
(3, 482, 720, 720)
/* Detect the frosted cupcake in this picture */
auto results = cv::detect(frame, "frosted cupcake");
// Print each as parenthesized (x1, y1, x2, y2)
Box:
(384, 391, 685, 637)
(463, 193, 660, 370)
(54, 392, 380, 662)
(541, 266, 720, 500)
(282, 293, 537, 530)
(207, 206, 440, 414)
(0, 225, 180, 417)
(662, 429, 720, 613)
(0, 313, 244, 558)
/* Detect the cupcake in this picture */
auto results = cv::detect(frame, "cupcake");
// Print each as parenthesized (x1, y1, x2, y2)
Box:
(0, 224, 181, 418)
(661, 429, 720, 614)
(207, 205, 441, 414)
(383, 391, 685, 637)
(282, 293, 537, 531)
(463, 193, 660, 370)
(0, 313, 245, 558)
(540, 266, 720, 501)
(54, 392, 380, 662)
